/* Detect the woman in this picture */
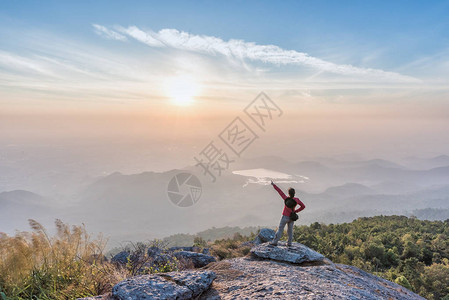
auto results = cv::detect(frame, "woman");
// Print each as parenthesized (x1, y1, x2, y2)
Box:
(270, 180, 305, 247)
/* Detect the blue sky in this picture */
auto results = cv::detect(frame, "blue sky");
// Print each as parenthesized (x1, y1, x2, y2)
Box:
(3, 1, 448, 62)
(1, 1, 449, 113)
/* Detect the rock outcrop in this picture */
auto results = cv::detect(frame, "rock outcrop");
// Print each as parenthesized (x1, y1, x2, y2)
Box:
(201, 257, 425, 299)
(173, 250, 216, 268)
(110, 245, 215, 273)
(253, 228, 275, 244)
(111, 251, 130, 265)
(81, 236, 424, 300)
(169, 246, 211, 255)
(112, 270, 216, 299)
(251, 241, 325, 264)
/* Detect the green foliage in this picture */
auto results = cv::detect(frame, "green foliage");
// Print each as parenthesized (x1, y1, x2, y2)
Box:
(293, 215, 449, 300)
(0, 286, 7, 300)
(162, 226, 259, 247)
(193, 236, 207, 248)
(421, 258, 449, 300)
(395, 276, 413, 290)
(124, 241, 152, 276)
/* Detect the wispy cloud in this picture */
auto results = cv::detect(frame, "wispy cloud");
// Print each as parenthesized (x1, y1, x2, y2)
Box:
(94, 25, 419, 83)
(0, 32, 167, 104)
(0, 51, 55, 76)
(1, 23, 434, 112)
(93, 24, 127, 41)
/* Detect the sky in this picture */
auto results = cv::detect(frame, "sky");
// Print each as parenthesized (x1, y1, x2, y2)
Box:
(1, 1, 449, 161)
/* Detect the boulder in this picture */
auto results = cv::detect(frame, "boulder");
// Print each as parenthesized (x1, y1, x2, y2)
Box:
(161, 270, 216, 298)
(170, 246, 192, 252)
(169, 246, 204, 253)
(173, 251, 216, 268)
(200, 257, 424, 299)
(145, 246, 177, 271)
(251, 242, 325, 264)
(147, 246, 162, 256)
(112, 270, 216, 299)
(253, 228, 275, 245)
(111, 251, 130, 265)
(150, 253, 176, 271)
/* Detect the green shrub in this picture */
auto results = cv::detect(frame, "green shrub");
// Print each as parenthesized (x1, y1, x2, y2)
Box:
(293, 215, 449, 299)
(395, 276, 413, 290)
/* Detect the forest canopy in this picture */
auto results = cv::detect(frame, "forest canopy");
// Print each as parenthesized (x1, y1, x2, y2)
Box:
(292, 215, 449, 300)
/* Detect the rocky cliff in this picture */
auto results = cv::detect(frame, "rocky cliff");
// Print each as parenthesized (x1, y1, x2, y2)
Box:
(80, 233, 424, 299)
(201, 247, 423, 299)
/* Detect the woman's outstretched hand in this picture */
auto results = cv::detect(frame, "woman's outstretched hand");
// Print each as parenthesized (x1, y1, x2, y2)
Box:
(271, 180, 274, 186)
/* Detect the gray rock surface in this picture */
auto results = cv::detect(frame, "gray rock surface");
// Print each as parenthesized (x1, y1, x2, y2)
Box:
(112, 270, 216, 300)
(147, 246, 162, 256)
(169, 246, 197, 252)
(150, 253, 174, 267)
(111, 251, 130, 265)
(173, 251, 216, 268)
(146, 247, 176, 271)
(251, 242, 325, 264)
(169, 246, 210, 254)
(83, 241, 424, 300)
(254, 228, 275, 244)
(200, 257, 425, 299)
(162, 270, 217, 298)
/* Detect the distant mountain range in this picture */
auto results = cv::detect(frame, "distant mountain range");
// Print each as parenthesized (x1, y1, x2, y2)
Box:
(0, 190, 55, 234)
(2, 155, 449, 247)
(402, 154, 449, 169)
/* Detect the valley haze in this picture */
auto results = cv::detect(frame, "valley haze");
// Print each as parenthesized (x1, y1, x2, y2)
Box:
(2, 149, 449, 248)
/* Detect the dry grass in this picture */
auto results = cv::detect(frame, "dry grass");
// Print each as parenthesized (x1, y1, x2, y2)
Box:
(0, 219, 124, 300)
(0, 221, 256, 299)
(209, 233, 252, 260)
(0, 220, 205, 299)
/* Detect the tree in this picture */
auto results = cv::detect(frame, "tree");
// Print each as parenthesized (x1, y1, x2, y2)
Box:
(395, 276, 413, 291)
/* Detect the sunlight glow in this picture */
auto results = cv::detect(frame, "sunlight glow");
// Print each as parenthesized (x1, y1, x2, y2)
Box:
(165, 75, 199, 106)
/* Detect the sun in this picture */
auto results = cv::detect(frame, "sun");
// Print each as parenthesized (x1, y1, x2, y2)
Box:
(165, 75, 199, 106)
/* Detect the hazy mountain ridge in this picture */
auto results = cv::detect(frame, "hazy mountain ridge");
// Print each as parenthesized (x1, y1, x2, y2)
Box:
(0, 190, 56, 234)
(0, 190, 45, 204)
(2, 155, 449, 247)
(403, 154, 449, 170)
